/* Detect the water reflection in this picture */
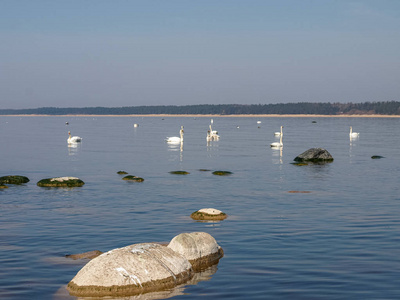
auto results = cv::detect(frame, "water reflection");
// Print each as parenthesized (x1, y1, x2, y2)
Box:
(167, 142, 183, 162)
(271, 146, 283, 164)
(68, 143, 81, 156)
(54, 264, 219, 300)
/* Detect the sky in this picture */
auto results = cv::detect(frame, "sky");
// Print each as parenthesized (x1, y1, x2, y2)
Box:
(1, 0, 400, 109)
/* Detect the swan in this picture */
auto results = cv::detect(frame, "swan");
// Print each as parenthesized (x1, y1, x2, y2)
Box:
(166, 126, 184, 143)
(271, 126, 283, 148)
(68, 131, 82, 144)
(274, 126, 283, 136)
(206, 121, 220, 141)
(349, 126, 359, 138)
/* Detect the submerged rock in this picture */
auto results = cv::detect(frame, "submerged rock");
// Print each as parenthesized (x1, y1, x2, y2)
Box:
(169, 171, 190, 175)
(117, 171, 129, 175)
(66, 250, 103, 260)
(122, 175, 144, 182)
(191, 208, 227, 221)
(37, 177, 85, 187)
(371, 155, 385, 159)
(212, 171, 233, 176)
(294, 148, 334, 163)
(168, 232, 224, 271)
(0, 175, 30, 185)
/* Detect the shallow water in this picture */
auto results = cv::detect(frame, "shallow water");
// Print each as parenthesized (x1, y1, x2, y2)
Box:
(1, 116, 399, 299)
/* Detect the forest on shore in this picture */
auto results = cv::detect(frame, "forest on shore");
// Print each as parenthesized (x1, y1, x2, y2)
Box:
(1, 101, 400, 116)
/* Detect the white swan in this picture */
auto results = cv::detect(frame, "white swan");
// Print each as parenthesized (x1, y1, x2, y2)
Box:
(206, 120, 220, 141)
(274, 126, 283, 136)
(349, 126, 359, 138)
(67, 131, 82, 144)
(166, 126, 184, 143)
(271, 126, 283, 148)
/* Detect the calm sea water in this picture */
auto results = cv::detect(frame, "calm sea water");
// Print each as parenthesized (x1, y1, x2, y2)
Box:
(1, 116, 399, 300)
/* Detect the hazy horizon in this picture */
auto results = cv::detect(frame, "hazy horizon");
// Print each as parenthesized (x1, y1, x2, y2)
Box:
(2, 1, 400, 109)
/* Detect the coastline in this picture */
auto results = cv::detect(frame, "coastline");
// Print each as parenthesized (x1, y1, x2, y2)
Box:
(1, 114, 400, 118)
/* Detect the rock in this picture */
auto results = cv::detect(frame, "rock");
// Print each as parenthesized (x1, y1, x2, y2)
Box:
(198, 169, 211, 172)
(117, 171, 128, 174)
(0, 175, 30, 185)
(371, 155, 385, 159)
(66, 250, 103, 260)
(212, 171, 232, 176)
(168, 232, 224, 271)
(294, 148, 334, 163)
(122, 175, 144, 182)
(191, 208, 227, 221)
(0, 184, 8, 189)
(67, 243, 193, 297)
(37, 177, 85, 187)
(169, 171, 190, 175)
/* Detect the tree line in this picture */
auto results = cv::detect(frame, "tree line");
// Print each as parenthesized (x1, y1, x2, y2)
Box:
(1, 101, 399, 115)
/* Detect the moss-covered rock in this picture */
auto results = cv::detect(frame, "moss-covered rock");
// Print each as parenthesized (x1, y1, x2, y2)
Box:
(37, 177, 85, 187)
(198, 169, 211, 172)
(122, 175, 144, 182)
(0, 184, 9, 189)
(117, 171, 129, 175)
(212, 171, 232, 176)
(191, 208, 227, 221)
(371, 155, 385, 159)
(0, 175, 30, 185)
(169, 171, 190, 175)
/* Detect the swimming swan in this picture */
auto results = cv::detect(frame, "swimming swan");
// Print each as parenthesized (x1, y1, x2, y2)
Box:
(67, 131, 82, 144)
(271, 126, 283, 148)
(166, 126, 184, 143)
(349, 126, 360, 138)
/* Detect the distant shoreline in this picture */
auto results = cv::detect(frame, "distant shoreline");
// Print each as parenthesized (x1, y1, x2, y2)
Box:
(2, 114, 400, 118)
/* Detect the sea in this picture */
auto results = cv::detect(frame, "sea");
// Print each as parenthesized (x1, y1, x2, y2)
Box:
(0, 115, 399, 300)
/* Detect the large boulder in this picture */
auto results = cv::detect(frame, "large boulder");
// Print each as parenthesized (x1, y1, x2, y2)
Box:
(168, 232, 224, 271)
(67, 232, 223, 297)
(67, 243, 193, 297)
(294, 148, 334, 163)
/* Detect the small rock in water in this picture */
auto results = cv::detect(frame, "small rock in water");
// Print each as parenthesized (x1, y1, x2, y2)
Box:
(212, 171, 232, 176)
(37, 177, 84, 187)
(371, 155, 385, 159)
(66, 250, 103, 260)
(0, 175, 30, 185)
(122, 175, 144, 182)
(169, 171, 190, 175)
(117, 171, 128, 175)
(191, 208, 227, 221)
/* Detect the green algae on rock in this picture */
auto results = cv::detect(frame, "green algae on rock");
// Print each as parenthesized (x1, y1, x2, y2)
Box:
(0, 184, 9, 189)
(169, 171, 190, 175)
(212, 171, 232, 176)
(37, 177, 85, 187)
(0, 175, 30, 185)
(117, 171, 129, 175)
(191, 208, 227, 221)
(371, 155, 385, 159)
(122, 175, 144, 182)
(290, 162, 309, 166)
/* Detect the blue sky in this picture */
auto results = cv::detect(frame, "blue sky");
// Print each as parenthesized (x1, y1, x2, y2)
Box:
(1, 0, 399, 109)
